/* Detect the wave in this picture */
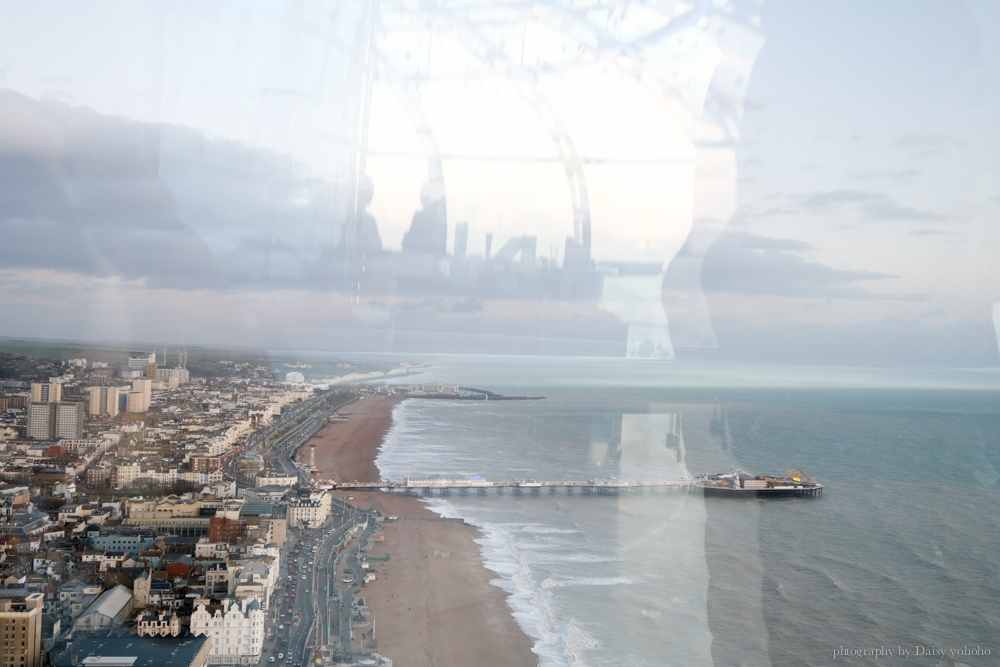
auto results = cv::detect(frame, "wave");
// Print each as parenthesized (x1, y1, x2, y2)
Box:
(522, 524, 579, 534)
(525, 552, 623, 565)
(542, 575, 643, 588)
(423, 500, 613, 667)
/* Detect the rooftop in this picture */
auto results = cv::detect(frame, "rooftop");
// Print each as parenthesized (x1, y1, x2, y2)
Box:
(79, 585, 132, 620)
(51, 635, 209, 667)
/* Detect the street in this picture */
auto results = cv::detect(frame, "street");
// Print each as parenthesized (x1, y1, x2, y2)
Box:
(256, 498, 374, 665)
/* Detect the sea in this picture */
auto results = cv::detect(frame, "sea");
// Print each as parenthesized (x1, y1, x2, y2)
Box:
(365, 356, 1000, 667)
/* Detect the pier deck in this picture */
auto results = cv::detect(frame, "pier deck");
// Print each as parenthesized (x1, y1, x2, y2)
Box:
(331, 478, 823, 498)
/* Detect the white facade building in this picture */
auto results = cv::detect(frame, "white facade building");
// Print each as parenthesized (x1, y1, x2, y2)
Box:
(254, 473, 298, 488)
(156, 367, 190, 385)
(128, 353, 156, 372)
(190, 597, 264, 665)
(286, 491, 331, 528)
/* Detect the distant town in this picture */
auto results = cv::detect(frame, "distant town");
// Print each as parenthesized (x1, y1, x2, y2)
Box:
(0, 345, 428, 667)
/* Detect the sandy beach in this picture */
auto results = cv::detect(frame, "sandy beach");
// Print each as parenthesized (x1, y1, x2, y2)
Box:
(310, 395, 400, 484)
(309, 396, 537, 667)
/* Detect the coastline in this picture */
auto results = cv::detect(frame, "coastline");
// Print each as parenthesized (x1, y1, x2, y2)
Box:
(309, 395, 538, 667)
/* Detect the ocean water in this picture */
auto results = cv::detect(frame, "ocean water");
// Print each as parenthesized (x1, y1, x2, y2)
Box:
(372, 359, 1000, 666)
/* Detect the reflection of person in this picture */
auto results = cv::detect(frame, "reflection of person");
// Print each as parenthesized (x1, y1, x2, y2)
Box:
(401, 180, 447, 256)
(357, 176, 382, 255)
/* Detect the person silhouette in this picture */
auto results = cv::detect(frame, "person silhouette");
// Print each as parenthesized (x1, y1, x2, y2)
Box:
(401, 180, 447, 257)
(356, 176, 383, 256)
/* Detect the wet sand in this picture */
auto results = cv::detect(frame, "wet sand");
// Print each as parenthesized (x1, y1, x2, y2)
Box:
(310, 396, 537, 667)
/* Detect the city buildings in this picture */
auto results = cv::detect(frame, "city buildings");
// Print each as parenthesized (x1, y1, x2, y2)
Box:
(0, 592, 44, 667)
(190, 597, 264, 665)
(50, 636, 211, 667)
(29, 383, 61, 403)
(254, 473, 298, 488)
(286, 491, 331, 528)
(156, 367, 190, 384)
(0, 347, 367, 666)
(127, 353, 155, 373)
(137, 610, 181, 637)
(73, 585, 133, 635)
(26, 403, 52, 441)
(127, 378, 152, 413)
(54, 403, 84, 439)
(26, 402, 84, 440)
(85, 526, 158, 551)
(87, 386, 120, 417)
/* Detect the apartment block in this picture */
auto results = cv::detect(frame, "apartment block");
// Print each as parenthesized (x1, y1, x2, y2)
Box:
(125, 376, 153, 414)
(0, 591, 44, 667)
(88, 386, 120, 417)
(28, 383, 61, 403)
(27, 402, 83, 440)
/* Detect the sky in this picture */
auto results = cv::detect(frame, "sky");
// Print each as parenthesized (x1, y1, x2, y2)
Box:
(0, 0, 998, 365)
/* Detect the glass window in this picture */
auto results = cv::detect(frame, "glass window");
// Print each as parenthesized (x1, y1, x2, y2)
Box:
(5, 3, 1000, 666)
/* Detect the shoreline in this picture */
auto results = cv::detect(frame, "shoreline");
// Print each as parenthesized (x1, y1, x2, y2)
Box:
(308, 395, 538, 667)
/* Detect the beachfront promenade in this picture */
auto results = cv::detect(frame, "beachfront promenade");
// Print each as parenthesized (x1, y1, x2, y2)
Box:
(333, 478, 697, 496)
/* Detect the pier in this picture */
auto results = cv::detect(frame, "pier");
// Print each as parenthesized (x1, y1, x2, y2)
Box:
(331, 475, 822, 499)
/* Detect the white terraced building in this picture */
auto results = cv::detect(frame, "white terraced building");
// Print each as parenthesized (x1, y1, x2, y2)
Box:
(190, 597, 264, 665)
(286, 492, 331, 528)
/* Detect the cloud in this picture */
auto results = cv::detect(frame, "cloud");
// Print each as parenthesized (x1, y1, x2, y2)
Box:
(0, 89, 342, 291)
(0, 91, 223, 289)
(893, 133, 967, 149)
(792, 189, 947, 222)
(846, 168, 920, 182)
(718, 233, 810, 253)
(701, 232, 899, 299)
(892, 133, 968, 160)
